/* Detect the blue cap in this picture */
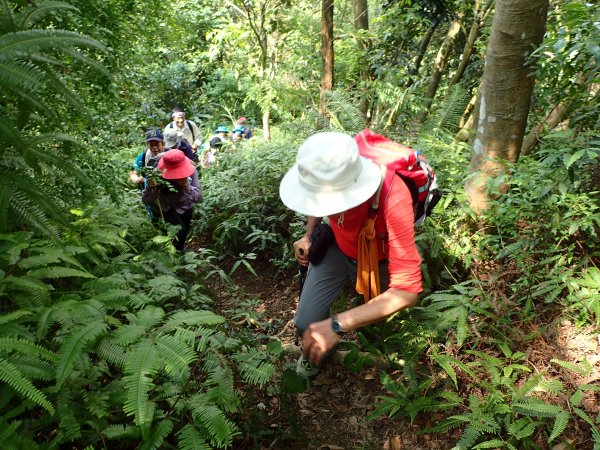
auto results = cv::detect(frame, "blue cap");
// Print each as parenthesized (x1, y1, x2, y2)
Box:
(215, 125, 229, 133)
(145, 129, 163, 142)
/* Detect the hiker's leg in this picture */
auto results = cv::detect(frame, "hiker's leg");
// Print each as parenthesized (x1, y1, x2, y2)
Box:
(294, 241, 355, 334)
(162, 209, 187, 251)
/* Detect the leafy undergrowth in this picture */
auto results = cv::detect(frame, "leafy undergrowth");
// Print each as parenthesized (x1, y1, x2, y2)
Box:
(214, 258, 599, 450)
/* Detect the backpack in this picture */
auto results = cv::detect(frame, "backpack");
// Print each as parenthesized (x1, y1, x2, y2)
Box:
(354, 128, 441, 226)
(169, 120, 196, 143)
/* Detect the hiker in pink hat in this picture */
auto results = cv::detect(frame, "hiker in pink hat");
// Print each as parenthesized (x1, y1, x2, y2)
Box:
(142, 149, 201, 251)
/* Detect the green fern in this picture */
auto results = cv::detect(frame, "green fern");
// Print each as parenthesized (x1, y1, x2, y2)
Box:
(56, 320, 107, 388)
(422, 83, 470, 134)
(548, 410, 569, 443)
(512, 399, 565, 418)
(177, 424, 211, 450)
(123, 338, 160, 426)
(231, 348, 275, 386)
(550, 358, 593, 376)
(155, 334, 196, 379)
(187, 394, 238, 448)
(139, 418, 173, 450)
(0, 357, 54, 414)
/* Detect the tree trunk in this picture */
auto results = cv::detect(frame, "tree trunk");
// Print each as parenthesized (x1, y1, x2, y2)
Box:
(417, 12, 464, 123)
(464, 0, 549, 212)
(353, 0, 370, 117)
(455, 91, 478, 142)
(521, 102, 568, 156)
(448, 0, 494, 90)
(406, 19, 439, 87)
(319, 0, 334, 126)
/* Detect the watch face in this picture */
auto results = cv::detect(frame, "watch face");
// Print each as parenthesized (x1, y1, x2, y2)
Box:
(332, 316, 344, 335)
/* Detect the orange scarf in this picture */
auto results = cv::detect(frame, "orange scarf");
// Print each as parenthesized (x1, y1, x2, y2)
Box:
(355, 215, 380, 302)
(355, 170, 385, 303)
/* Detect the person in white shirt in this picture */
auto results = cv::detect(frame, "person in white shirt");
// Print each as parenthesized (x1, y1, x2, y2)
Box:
(163, 106, 202, 151)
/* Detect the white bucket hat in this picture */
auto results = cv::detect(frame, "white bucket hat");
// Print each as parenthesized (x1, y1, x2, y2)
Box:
(279, 132, 382, 217)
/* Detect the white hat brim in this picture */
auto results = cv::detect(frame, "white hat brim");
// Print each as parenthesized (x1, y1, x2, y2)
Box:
(279, 156, 382, 217)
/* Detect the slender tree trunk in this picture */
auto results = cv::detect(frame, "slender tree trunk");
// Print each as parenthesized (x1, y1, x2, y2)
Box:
(455, 91, 478, 142)
(405, 19, 439, 88)
(464, 0, 549, 212)
(448, 0, 494, 89)
(521, 102, 568, 156)
(417, 12, 464, 123)
(319, 0, 334, 127)
(353, 0, 370, 117)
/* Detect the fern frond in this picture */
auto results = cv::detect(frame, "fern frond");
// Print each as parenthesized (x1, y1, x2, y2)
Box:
(0, 29, 105, 57)
(123, 338, 159, 426)
(27, 266, 95, 280)
(96, 339, 128, 368)
(548, 410, 569, 442)
(18, 2, 80, 29)
(0, 310, 33, 327)
(512, 399, 564, 417)
(231, 349, 275, 386)
(550, 358, 593, 376)
(453, 425, 481, 450)
(56, 320, 107, 388)
(139, 418, 173, 450)
(187, 394, 237, 448)
(177, 424, 211, 450)
(513, 373, 544, 401)
(155, 334, 196, 379)
(473, 439, 508, 449)
(422, 83, 470, 134)
(82, 390, 109, 419)
(5, 355, 54, 381)
(166, 310, 225, 328)
(102, 423, 140, 439)
(0, 356, 54, 414)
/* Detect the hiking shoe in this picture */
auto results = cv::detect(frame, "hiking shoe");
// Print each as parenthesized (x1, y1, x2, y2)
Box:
(296, 355, 320, 378)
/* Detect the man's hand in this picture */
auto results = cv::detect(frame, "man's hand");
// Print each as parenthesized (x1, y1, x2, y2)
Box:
(293, 235, 311, 266)
(301, 319, 340, 365)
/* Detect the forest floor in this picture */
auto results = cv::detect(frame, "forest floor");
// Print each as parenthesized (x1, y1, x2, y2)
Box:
(210, 261, 600, 450)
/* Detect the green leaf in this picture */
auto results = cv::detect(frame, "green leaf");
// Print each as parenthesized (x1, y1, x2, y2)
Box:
(0, 357, 54, 414)
(548, 411, 569, 442)
(56, 320, 107, 388)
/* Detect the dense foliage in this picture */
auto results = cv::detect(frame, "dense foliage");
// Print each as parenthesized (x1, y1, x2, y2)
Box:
(0, 0, 598, 449)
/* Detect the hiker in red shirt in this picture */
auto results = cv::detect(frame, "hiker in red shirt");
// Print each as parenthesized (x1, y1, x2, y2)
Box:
(279, 132, 422, 377)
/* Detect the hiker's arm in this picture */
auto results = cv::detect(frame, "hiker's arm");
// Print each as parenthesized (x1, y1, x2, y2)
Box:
(301, 288, 418, 365)
(293, 216, 319, 266)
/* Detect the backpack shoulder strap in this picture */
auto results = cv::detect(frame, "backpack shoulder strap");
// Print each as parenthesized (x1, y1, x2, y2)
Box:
(169, 122, 173, 129)
(186, 120, 195, 142)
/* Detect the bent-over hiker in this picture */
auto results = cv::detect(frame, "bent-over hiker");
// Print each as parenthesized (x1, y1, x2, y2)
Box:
(279, 132, 422, 377)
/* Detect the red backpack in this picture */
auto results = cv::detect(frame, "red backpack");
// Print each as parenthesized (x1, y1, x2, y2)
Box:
(354, 128, 441, 226)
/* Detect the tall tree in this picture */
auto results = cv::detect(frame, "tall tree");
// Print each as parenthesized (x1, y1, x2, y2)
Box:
(416, 10, 464, 123)
(464, 0, 549, 212)
(447, 0, 494, 90)
(319, 0, 334, 126)
(353, 0, 370, 116)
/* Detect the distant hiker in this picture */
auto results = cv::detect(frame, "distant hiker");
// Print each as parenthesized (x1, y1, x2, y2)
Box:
(210, 125, 229, 150)
(235, 116, 253, 139)
(142, 149, 201, 251)
(279, 132, 422, 377)
(164, 127, 197, 163)
(129, 129, 166, 185)
(163, 106, 202, 151)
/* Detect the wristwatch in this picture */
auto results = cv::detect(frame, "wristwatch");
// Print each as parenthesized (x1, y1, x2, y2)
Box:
(331, 314, 347, 336)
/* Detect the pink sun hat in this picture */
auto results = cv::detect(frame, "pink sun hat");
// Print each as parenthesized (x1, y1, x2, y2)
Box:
(157, 149, 195, 180)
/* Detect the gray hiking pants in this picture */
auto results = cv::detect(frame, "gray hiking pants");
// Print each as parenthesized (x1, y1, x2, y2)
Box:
(294, 240, 389, 334)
